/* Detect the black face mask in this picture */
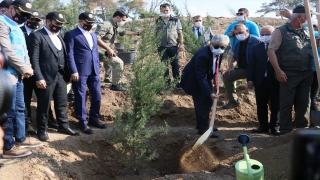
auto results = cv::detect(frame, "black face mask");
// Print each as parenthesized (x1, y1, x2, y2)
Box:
(26, 21, 39, 30)
(12, 9, 27, 24)
(82, 24, 93, 31)
(49, 22, 62, 33)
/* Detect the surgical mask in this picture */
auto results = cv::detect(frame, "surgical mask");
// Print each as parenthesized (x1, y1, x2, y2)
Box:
(117, 21, 125, 27)
(26, 21, 39, 30)
(260, 35, 271, 43)
(194, 21, 202, 28)
(236, 15, 245, 22)
(160, 13, 170, 17)
(49, 22, 62, 33)
(236, 34, 247, 41)
(12, 10, 27, 25)
(211, 48, 224, 55)
(82, 23, 93, 31)
(300, 17, 308, 28)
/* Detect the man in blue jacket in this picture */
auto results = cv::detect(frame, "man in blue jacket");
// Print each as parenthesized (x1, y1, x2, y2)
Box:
(180, 34, 229, 138)
(222, 24, 261, 109)
(64, 12, 106, 134)
(224, 8, 260, 65)
(247, 25, 280, 135)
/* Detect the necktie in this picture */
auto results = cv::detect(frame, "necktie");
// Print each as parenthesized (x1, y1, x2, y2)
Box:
(197, 28, 201, 38)
(214, 55, 220, 93)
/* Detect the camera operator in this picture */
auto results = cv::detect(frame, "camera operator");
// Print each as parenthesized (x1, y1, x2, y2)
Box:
(0, 0, 42, 158)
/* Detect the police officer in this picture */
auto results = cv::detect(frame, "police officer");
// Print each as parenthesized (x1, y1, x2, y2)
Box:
(96, 10, 140, 91)
(268, 5, 313, 134)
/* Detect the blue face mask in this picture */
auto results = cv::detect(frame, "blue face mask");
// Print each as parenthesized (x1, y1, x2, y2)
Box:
(211, 48, 224, 55)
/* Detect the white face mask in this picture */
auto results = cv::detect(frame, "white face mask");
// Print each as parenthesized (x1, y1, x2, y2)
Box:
(194, 21, 202, 28)
(211, 48, 225, 55)
(236, 15, 245, 22)
(160, 13, 170, 17)
(117, 21, 126, 27)
(236, 34, 247, 41)
(260, 35, 271, 43)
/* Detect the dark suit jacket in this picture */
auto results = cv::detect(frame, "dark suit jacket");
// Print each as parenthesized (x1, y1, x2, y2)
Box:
(180, 46, 223, 96)
(64, 27, 99, 76)
(27, 28, 70, 85)
(233, 35, 260, 66)
(20, 25, 28, 42)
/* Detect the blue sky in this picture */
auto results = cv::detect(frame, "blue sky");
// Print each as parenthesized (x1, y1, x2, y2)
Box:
(63, 0, 283, 18)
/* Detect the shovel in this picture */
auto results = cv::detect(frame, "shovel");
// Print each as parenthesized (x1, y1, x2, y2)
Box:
(305, 0, 320, 126)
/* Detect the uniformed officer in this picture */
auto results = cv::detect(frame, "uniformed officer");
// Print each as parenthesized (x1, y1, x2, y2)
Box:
(268, 5, 313, 134)
(95, 10, 140, 91)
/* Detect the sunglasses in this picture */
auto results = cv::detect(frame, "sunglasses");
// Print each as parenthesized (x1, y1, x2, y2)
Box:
(213, 46, 226, 50)
(236, 12, 245, 16)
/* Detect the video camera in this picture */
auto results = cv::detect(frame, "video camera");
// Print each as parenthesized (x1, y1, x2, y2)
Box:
(0, 48, 12, 127)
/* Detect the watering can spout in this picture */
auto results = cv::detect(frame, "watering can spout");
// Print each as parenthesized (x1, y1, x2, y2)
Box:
(238, 134, 250, 146)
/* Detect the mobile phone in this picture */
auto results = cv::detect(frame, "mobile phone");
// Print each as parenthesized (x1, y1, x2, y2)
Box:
(276, 10, 281, 16)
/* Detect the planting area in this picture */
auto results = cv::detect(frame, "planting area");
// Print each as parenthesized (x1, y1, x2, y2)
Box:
(0, 17, 294, 180)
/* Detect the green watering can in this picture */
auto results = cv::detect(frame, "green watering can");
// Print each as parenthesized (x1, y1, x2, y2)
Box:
(235, 134, 264, 180)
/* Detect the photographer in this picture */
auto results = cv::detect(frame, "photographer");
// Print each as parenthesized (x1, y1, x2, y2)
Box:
(0, 0, 42, 158)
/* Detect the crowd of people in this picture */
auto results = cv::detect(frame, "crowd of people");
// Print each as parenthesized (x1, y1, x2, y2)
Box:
(0, 0, 319, 159)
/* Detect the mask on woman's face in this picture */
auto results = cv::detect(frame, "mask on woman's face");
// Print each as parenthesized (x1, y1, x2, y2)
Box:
(49, 21, 62, 33)
(236, 33, 247, 41)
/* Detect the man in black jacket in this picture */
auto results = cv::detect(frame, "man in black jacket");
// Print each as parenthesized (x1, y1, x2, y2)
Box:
(27, 12, 80, 141)
(21, 10, 58, 135)
(180, 34, 229, 138)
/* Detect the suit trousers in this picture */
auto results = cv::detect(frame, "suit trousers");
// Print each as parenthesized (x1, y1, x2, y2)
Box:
(279, 70, 313, 131)
(192, 93, 213, 130)
(72, 73, 101, 126)
(223, 68, 247, 103)
(103, 56, 123, 85)
(35, 72, 69, 133)
(254, 77, 280, 129)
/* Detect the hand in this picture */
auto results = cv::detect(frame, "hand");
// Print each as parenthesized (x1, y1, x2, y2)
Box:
(22, 68, 34, 79)
(222, 68, 233, 76)
(36, 80, 46, 89)
(280, 9, 291, 19)
(247, 81, 254, 89)
(178, 44, 185, 52)
(106, 48, 116, 57)
(71, 73, 79, 82)
(210, 93, 219, 101)
(275, 70, 287, 83)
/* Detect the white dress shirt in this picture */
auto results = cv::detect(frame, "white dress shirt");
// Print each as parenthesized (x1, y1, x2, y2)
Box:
(78, 26, 93, 50)
(212, 55, 218, 75)
(43, 27, 62, 50)
(193, 26, 203, 39)
(24, 24, 32, 35)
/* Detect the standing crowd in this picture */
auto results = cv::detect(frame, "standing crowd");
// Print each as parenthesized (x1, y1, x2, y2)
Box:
(0, 0, 318, 159)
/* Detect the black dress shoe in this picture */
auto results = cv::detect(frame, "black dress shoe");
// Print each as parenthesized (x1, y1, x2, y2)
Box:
(37, 132, 49, 142)
(197, 127, 218, 135)
(252, 127, 269, 133)
(48, 119, 59, 129)
(26, 125, 37, 135)
(80, 125, 93, 134)
(210, 132, 219, 138)
(110, 84, 127, 91)
(58, 128, 80, 136)
(270, 126, 281, 136)
(88, 120, 107, 129)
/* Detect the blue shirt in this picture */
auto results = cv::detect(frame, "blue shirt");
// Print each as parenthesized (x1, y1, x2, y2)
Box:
(224, 20, 260, 51)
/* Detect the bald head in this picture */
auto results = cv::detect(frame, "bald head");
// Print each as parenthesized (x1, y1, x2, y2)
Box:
(260, 25, 274, 35)
(234, 24, 249, 41)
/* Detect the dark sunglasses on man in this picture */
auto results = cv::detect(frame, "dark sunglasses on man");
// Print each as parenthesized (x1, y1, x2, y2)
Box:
(236, 12, 245, 16)
(213, 45, 226, 50)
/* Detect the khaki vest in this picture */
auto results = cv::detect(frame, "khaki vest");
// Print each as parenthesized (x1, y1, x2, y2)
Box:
(276, 23, 312, 71)
(155, 16, 179, 47)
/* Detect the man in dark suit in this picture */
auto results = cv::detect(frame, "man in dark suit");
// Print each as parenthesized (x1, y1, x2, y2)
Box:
(27, 12, 80, 141)
(247, 25, 280, 135)
(222, 24, 261, 109)
(180, 34, 229, 138)
(64, 12, 106, 134)
(21, 10, 58, 135)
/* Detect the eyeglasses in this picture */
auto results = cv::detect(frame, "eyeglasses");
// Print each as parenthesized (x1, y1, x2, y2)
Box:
(213, 46, 226, 50)
(236, 12, 245, 16)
